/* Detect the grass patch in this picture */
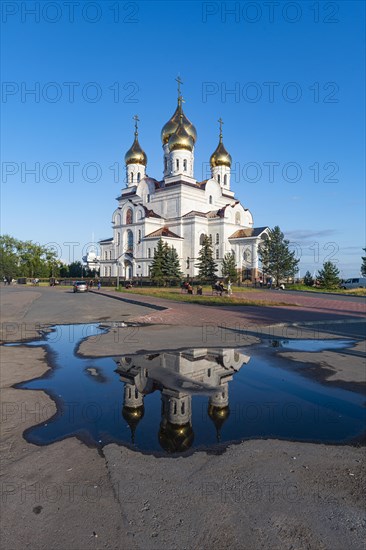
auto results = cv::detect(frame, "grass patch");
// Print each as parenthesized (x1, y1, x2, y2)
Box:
(287, 284, 366, 296)
(116, 286, 296, 307)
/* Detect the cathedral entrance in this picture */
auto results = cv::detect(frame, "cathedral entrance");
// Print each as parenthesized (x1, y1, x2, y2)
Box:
(124, 261, 133, 280)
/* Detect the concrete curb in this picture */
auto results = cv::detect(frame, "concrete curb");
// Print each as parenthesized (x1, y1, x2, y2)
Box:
(89, 289, 167, 311)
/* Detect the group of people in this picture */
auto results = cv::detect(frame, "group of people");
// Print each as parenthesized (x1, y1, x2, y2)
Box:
(213, 280, 232, 296)
(254, 277, 285, 290)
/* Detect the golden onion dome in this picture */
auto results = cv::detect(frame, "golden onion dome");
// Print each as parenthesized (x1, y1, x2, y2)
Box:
(122, 405, 144, 444)
(168, 116, 194, 152)
(124, 136, 147, 166)
(210, 119, 232, 168)
(124, 115, 147, 166)
(161, 96, 197, 146)
(158, 421, 194, 453)
(122, 405, 145, 426)
(208, 405, 230, 442)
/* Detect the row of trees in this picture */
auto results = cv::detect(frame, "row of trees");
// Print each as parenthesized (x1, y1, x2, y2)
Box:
(0, 235, 97, 280)
(150, 228, 365, 290)
(0, 235, 60, 279)
(3, 232, 364, 287)
(149, 227, 299, 286)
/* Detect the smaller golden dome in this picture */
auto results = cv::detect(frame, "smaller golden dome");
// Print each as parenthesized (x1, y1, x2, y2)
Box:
(168, 114, 194, 152)
(122, 405, 144, 425)
(124, 136, 147, 166)
(208, 405, 230, 442)
(210, 118, 232, 168)
(122, 405, 144, 444)
(124, 115, 147, 166)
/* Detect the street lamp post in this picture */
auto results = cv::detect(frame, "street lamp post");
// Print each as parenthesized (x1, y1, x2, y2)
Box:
(116, 261, 122, 288)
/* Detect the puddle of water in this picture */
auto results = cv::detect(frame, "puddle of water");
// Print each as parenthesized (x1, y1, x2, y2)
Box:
(11, 324, 365, 454)
(268, 339, 355, 352)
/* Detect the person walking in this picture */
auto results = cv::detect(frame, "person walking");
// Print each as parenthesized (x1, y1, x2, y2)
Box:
(97, 281, 101, 291)
(227, 279, 232, 296)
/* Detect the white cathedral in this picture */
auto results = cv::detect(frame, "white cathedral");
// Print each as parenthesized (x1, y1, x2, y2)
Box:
(99, 80, 268, 281)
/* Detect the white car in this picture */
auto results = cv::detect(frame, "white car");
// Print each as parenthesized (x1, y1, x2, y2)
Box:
(73, 281, 88, 293)
(340, 277, 366, 290)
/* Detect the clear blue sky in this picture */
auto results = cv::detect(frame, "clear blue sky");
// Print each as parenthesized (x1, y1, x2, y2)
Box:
(1, 0, 365, 277)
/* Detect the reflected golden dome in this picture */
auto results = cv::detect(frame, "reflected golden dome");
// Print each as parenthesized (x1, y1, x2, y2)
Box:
(122, 405, 145, 444)
(158, 421, 194, 453)
(122, 405, 144, 426)
(210, 119, 232, 168)
(124, 136, 147, 166)
(168, 117, 194, 152)
(208, 405, 230, 442)
(161, 96, 197, 146)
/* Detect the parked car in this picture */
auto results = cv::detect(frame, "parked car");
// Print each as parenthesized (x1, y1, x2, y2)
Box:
(73, 281, 88, 293)
(340, 277, 366, 290)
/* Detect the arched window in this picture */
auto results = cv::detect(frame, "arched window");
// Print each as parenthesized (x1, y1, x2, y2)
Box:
(199, 234, 206, 245)
(108, 266, 111, 276)
(224, 174, 228, 186)
(164, 158, 167, 171)
(115, 213, 121, 226)
(181, 401, 185, 414)
(137, 172, 141, 183)
(117, 232, 120, 245)
(173, 401, 177, 414)
(104, 251, 107, 260)
(209, 234, 213, 244)
(176, 159, 179, 170)
(135, 388, 138, 399)
(138, 229, 141, 243)
(218, 174, 221, 184)
(209, 195, 213, 205)
(130, 172, 134, 183)
(216, 249, 219, 259)
(109, 250, 112, 259)
(128, 387, 132, 398)
(126, 208, 133, 225)
(147, 194, 150, 203)
(216, 233, 219, 244)
(235, 212, 241, 225)
(126, 230, 133, 253)
(104, 267, 107, 276)
(147, 248, 151, 258)
(183, 159, 187, 171)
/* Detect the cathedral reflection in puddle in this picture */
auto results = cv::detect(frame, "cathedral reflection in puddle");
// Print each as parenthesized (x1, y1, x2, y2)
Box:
(14, 324, 365, 453)
(116, 349, 249, 453)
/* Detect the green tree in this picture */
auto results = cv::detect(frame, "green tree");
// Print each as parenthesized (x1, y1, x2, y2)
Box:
(195, 235, 218, 283)
(317, 261, 340, 289)
(303, 270, 314, 287)
(165, 245, 183, 283)
(69, 261, 83, 278)
(361, 248, 366, 277)
(0, 235, 20, 279)
(150, 239, 167, 285)
(258, 226, 299, 287)
(0, 235, 59, 279)
(221, 252, 237, 282)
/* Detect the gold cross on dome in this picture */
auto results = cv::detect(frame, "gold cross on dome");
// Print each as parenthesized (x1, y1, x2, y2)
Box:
(218, 117, 224, 134)
(133, 114, 139, 134)
(175, 75, 183, 96)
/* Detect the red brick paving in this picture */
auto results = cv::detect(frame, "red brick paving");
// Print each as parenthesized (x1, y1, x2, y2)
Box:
(95, 289, 365, 328)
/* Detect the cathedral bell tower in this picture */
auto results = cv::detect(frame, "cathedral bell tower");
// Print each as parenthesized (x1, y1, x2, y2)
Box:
(124, 115, 147, 187)
(161, 77, 197, 179)
(210, 118, 232, 190)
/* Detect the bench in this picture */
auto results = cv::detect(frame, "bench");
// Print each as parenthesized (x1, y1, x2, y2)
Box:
(211, 284, 228, 296)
